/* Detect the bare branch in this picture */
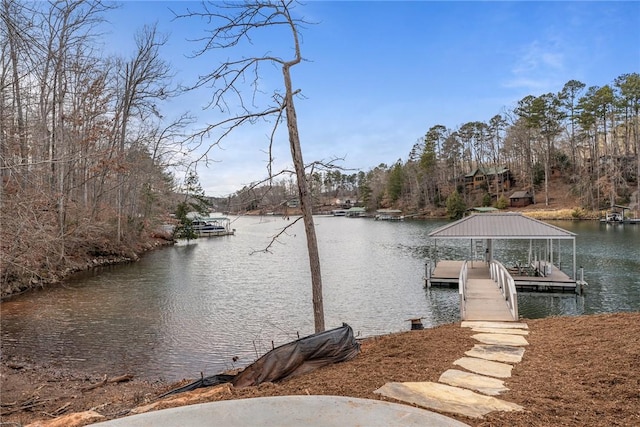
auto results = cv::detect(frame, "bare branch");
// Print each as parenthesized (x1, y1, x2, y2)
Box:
(250, 215, 303, 254)
(186, 104, 282, 166)
(175, 1, 326, 331)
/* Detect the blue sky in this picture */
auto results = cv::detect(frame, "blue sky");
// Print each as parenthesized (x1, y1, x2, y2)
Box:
(105, 1, 640, 197)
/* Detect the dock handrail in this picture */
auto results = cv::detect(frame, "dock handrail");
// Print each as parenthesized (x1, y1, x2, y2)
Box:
(490, 260, 519, 321)
(459, 260, 468, 320)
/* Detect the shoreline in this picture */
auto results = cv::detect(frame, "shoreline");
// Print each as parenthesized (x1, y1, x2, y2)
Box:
(2, 312, 638, 426)
(0, 236, 175, 301)
(1, 207, 629, 300)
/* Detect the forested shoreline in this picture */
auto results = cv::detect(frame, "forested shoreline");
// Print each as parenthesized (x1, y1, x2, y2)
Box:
(1, 1, 185, 297)
(227, 76, 639, 217)
(1, 2, 638, 297)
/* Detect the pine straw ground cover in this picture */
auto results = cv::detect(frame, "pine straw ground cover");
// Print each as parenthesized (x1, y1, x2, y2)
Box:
(1, 312, 638, 426)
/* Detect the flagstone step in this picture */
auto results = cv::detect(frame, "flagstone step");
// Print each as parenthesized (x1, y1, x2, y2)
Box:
(453, 357, 513, 378)
(461, 321, 528, 329)
(374, 381, 523, 419)
(465, 344, 525, 364)
(439, 369, 509, 396)
(472, 333, 529, 346)
(470, 327, 529, 335)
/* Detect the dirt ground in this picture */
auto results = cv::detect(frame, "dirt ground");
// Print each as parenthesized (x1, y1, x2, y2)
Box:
(2, 312, 638, 427)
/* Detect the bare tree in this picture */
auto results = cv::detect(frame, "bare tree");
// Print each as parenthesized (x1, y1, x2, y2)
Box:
(110, 23, 173, 242)
(614, 73, 640, 215)
(0, 0, 30, 188)
(176, 0, 325, 332)
(22, 0, 113, 259)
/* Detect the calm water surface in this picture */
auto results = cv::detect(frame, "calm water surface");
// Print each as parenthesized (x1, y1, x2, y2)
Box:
(1, 216, 638, 381)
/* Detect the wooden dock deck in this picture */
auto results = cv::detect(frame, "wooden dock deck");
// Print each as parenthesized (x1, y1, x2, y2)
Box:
(427, 260, 580, 293)
(463, 266, 516, 321)
(196, 229, 235, 237)
(433, 262, 519, 322)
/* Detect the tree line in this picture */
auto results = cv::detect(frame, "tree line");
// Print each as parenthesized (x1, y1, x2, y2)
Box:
(228, 74, 639, 216)
(362, 75, 640, 214)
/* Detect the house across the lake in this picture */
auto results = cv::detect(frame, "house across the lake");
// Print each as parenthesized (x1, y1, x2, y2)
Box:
(464, 167, 514, 194)
(509, 190, 534, 207)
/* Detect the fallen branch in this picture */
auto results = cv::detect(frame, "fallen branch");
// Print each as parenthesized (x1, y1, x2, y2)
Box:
(53, 401, 72, 416)
(0, 397, 55, 416)
(89, 402, 110, 412)
(42, 401, 72, 418)
(81, 375, 107, 392)
(81, 374, 133, 392)
(108, 374, 133, 384)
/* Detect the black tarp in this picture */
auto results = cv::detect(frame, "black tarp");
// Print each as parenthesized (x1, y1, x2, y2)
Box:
(233, 323, 360, 387)
(159, 323, 360, 397)
(157, 374, 236, 398)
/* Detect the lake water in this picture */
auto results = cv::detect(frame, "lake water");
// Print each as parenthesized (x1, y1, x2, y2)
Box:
(1, 216, 638, 381)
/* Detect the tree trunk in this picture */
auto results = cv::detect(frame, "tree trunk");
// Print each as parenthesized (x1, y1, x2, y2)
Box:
(283, 63, 325, 333)
(545, 138, 550, 206)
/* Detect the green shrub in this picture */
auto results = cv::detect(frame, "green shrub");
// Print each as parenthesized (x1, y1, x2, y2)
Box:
(446, 190, 466, 220)
(482, 193, 492, 207)
(495, 195, 509, 210)
(571, 207, 584, 219)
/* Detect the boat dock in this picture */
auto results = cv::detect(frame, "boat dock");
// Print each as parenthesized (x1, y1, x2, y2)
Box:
(599, 204, 640, 224)
(426, 260, 583, 294)
(424, 259, 519, 321)
(194, 216, 235, 237)
(425, 213, 587, 296)
(196, 229, 235, 237)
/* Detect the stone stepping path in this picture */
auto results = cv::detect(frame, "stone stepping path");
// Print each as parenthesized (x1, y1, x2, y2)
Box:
(374, 381, 522, 419)
(471, 332, 529, 346)
(453, 357, 514, 378)
(375, 320, 529, 419)
(465, 344, 525, 364)
(469, 327, 529, 336)
(439, 369, 508, 396)
(461, 321, 528, 329)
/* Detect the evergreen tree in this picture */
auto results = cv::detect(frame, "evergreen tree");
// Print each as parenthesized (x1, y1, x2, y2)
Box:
(173, 201, 198, 241)
(482, 193, 492, 207)
(496, 194, 509, 209)
(387, 161, 404, 203)
(446, 190, 466, 220)
(173, 171, 211, 241)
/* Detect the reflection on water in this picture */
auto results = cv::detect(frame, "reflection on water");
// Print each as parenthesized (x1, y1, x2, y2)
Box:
(517, 293, 586, 319)
(1, 217, 638, 381)
(423, 288, 460, 325)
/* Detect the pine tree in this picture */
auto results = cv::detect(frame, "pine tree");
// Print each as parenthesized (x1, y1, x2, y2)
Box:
(173, 171, 211, 241)
(446, 190, 466, 220)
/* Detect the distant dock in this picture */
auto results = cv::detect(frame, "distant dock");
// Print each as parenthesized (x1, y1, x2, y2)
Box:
(196, 229, 235, 237)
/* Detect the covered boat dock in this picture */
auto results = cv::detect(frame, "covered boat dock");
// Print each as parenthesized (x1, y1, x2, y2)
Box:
(425, 213, 586, 294)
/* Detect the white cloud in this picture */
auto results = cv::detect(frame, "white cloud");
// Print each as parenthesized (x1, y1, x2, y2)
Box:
(504, 40, 567, 93)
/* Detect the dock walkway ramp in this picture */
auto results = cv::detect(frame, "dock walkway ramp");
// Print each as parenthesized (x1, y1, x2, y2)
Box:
(460, 263, 518, 322)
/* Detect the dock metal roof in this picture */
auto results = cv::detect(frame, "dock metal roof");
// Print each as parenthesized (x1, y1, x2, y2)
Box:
(428, 213, 576, 240)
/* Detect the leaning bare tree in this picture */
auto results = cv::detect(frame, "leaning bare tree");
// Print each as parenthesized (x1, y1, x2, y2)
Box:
(176, 0, 325, 332)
